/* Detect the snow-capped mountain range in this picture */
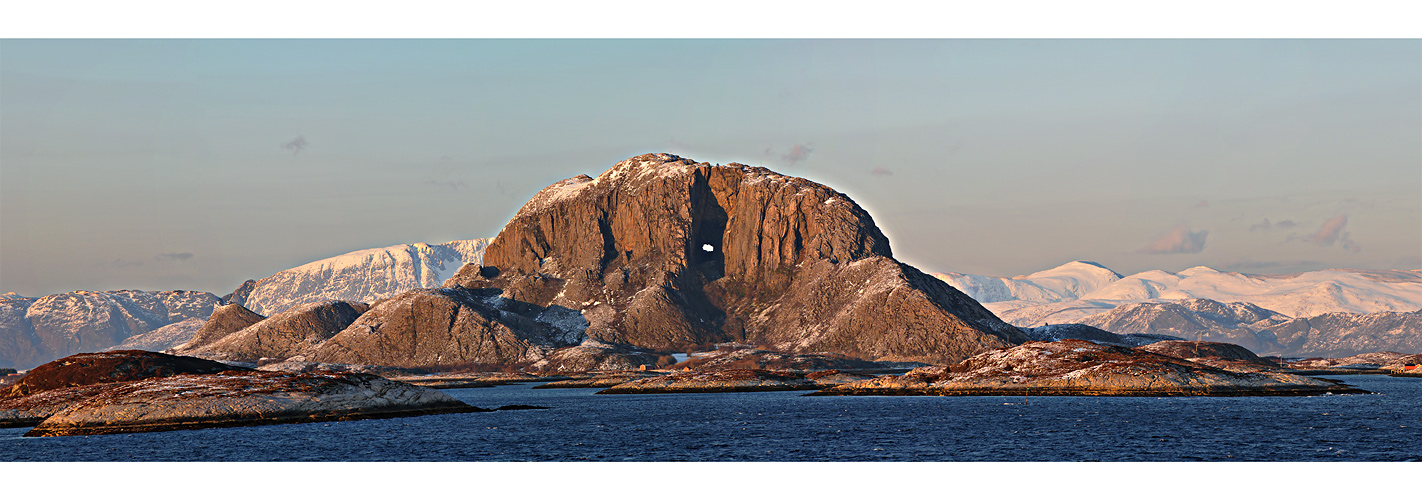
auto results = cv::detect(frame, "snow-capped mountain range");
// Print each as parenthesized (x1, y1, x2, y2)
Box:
(234, 239, 490, 316)
(934, 261, 1422, 357)
(934, 261, 1422, 327)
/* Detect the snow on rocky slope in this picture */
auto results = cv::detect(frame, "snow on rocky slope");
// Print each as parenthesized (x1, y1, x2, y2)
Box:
(935, 262, 1422, 326)
(1, 291, 223, 370)
(236, 239, 490, 316)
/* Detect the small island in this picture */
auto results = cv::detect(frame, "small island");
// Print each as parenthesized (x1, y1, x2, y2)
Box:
(808, 339, 1368, 397)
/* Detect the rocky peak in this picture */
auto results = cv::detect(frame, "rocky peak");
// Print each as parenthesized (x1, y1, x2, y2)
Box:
(446, 153, 1024, 364)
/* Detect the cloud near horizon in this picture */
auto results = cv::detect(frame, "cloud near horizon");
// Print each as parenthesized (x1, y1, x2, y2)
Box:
(780, 143, 813, 164)
(1139, 224, 1208, 254)
(282, 136, 308, 155)
(155, 252, 194, 262)
(1299, 214, 1360, 252)
(870, 166, 893, 177)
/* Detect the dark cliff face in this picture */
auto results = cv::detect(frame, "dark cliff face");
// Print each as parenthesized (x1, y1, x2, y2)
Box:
(444, 153, 1024, 364)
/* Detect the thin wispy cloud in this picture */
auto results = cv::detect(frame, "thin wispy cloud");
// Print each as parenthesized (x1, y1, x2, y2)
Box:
(155, 252, 194, 262)
(1193, 200, 1209, 208)
(781, 143, 813, 165)
(426, 180, 469, 190)
(870, 166, 893, 177)
(1298, 214, 1360, 252)
(282, 136, 309, 155)
(1139, 224, 1208, 254)
(111, 259, 144, 268)
(1248, 218, 1296, 232)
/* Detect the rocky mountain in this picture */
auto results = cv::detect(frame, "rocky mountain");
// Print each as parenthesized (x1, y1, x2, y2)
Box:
(1262, 309, 1422, 358)
(172, 300, 370, 364)
(232, 239, 491, 316)
(441, 153, 1026, 365)
(0, 290, 223, 370)
(176, 154, 1025, 369)
(935, 263, 1422, 326)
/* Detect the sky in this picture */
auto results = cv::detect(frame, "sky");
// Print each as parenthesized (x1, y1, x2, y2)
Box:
(2, 38, 1419, 297)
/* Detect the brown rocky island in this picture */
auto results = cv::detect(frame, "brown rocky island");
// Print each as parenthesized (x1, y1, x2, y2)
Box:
(1, 351, 486, 436)
(809, 339, 1368, 397)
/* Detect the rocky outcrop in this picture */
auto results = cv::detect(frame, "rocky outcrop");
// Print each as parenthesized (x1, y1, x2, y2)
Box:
(809, 339, 1366, 397)
(0, 350, 245, 427)
(442, 154, 1025, 365)
(1, 290, 223, 370)
(174, 303, 266, 353)
(222, 279, 257, 307)
(174, 300, 368, 363)
(597, 368, 828, 394)
(1136, 340, 1283, 373)
(23, 370, 482, 436)
(528, 339, 663, 372)
(300, 287, 584, 369)
(3, 350, 242, 398)
(674, 347, 899, 373)
(238, 239, 490, 316)
(1021, 323, 1181, 348)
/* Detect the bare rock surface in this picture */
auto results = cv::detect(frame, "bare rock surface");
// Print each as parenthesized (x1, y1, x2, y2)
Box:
(1021, 323, 1181, 348)
(1136, 340, 1284, 373)
(172, 303, 266, 353)
(674, 347, 899, 373)
(809, 339, 1365, 397)
(529, 339, 662, 372)
(24, 370, 482, 436)
(0, 350, 245, 427)
(300, 288, 582, 368)
(443, 154, 1025, 365)
(533, 371, 657, 389)
(176, 300, 368, 363)
(597, 368, 826, 394)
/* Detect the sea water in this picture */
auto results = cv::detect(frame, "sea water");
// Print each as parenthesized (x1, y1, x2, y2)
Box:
(3, 375, 1418, 461)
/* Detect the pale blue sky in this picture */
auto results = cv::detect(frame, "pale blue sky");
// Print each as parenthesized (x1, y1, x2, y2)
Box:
(2, 39, 1419, 296)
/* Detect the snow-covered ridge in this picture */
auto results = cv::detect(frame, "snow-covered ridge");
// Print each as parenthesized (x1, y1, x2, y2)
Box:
(240, 238, 490, 316)
(934, 261, 1422, 327)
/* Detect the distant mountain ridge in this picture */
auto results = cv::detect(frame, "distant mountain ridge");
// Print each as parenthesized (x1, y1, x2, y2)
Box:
(0, 290, 222, 369)
(934, 261, 1422, 325)
(935, 262, 1422, 357)
(232, 239, 490, 316)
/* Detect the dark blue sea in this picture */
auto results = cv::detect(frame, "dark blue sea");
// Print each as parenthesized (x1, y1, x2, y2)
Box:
(3, 375, 1419, 461)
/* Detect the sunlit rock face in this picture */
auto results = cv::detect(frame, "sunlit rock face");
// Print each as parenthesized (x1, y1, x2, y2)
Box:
(445, 153, 1026, 365)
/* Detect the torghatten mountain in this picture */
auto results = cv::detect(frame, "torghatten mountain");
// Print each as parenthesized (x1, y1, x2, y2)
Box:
(439, 153, 1026, 364)
(188, 154, 1026, 368)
